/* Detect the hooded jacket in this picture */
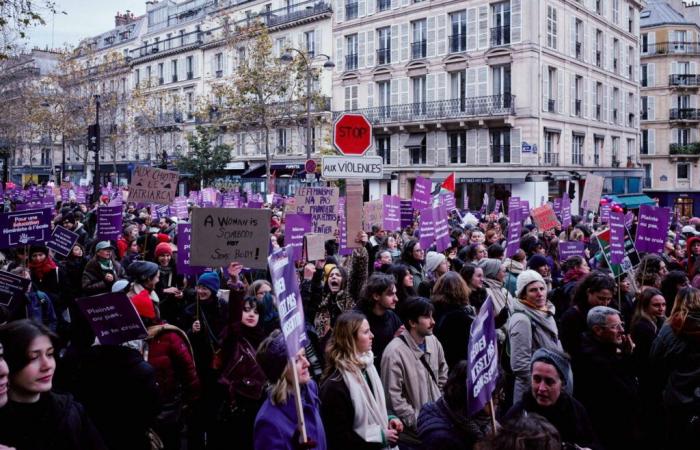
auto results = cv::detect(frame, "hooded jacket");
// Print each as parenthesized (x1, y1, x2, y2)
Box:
(685, 236, 700, 277)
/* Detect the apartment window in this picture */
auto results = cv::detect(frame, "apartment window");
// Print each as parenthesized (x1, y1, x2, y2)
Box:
(641, 96, 649, 119)
(378, 0, 390, 12)
(410, 139, 427, 164)
(491, 1, 511, 47)
(628, 93, 635, 126)
(451, 70, 466, 111)
(179, 30, 185, 46)
(121, 78, 126, 93)
(547, 67, 557, 112)
(628, 47, 634, 78)
(305, 30, 315, 57)
(166, 33, 172, 49)
(677, 94, 690, 110)
(493, 65, 511, 107)
(277, 129, 288, 153)
(628, 6, 634, 33)
(238, 47, 246, 63)
(677, 128, 690, 145)
(411, 20, 427, 59)
(41, 148, 50, 166)
(596, 0, 603, 15)
(575, 19, 583, 60)
(378, 80, 390, 117)
(412, 76, 427, 114)
(158, 63, 164, 84)
(575, 75, 583, 117)
(593, 30, 602, 68)
(449, 11, 467, 53)
(613, 88, 619, 123)
(641, 64, 648, 86)
(544, 132, 559, 165)
(596, 82, 603, 120)
(613, 39, 619, 72)
(186, 56, 193, 79)
(215, 53, 223, 77)
(146, 66, 152, 83)
(345, 34, 358, 70)
(643, 163, 652, 188)
(640, 130, 649, 155)
(594, 136, 603, 166)
(612, 137, 620, 166)
(572, 134, 584, 165)
(186, 91, 194, 119)
(376, 136, 391, 164)
(546, 6, 557, 49)
(377, 27, 391, 65)
(612, 0, 619, 24)
(641, 33, 649, 53)
(627, 138, 635, 161)
(346, 0, 358, 20)
(678, 163, 690, 180)
(673, 31, 688, 52)
(449, 131, 467, 164)
(344, 85, 358, 111)
(275, 38, 286, 57)
(135, 69, 140, 87)
(171, 60, 178, 82)
(490, 129, 510, 163)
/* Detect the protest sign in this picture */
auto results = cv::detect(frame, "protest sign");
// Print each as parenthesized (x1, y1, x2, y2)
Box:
(363, 200, 383, 232)
(561, 195, 572, 228)
(75, 292, 147, 346)
(345, 181, 364, 249)
(304, 233, 326, 261)
(400, 200, 413, 229)
(531, 204, 560, 231)
(467, 297, 498, 416)
(0, 208, 52, 248)
(505, 222, 522, 258)
(580, 174, 604, 213)
(171, 197, 189, 219)
(285, 214, 312, 263)
(520, 200, 530, 220)
(338, 197, 352, 256)
(553, 198, 562, 215)
(493, 199, 502, 215)
(595, 227, 640, 277)
(96, 205, 122, 241)
(600, 203, 611, 223)
(46, 225, 79, 257)
(507, 197, 521, 223)
(128, 166, 179, 205)
(433, 207, 451, 252)
(383, 195, 401, 232)
(558, 241, 585, 260)
(439, 191, 456, 210)
(625, 211, 635, 229)
(190, 208, 271, 269)
(176, 223, 207, 276)
(635, 205, 671, 254)
(610, 211, 626, 264)
(412, 176, 432, 211)
(419, 208, 435, 251)
(0, 270, 31, 306)
(268, 246, 308, 357)
(294, 187, 339, 236)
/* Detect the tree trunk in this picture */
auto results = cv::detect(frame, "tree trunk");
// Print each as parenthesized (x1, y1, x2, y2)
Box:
(264, 127, 270, 195)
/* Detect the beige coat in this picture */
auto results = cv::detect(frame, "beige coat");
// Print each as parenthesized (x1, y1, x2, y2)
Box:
(380, 329, 448, 430)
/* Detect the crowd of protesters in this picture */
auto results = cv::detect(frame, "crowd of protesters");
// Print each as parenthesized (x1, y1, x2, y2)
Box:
(0, 188, 699, 450)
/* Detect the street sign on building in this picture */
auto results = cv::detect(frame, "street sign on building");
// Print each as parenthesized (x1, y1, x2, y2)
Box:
(333, 113, 373, 156)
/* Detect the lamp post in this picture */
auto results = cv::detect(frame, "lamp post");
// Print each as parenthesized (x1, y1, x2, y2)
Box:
(280, 48, 335, 161)
(93, 94, 101, 204)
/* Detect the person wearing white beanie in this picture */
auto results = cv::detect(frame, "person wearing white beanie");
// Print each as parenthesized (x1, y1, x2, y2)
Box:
(418, 251, 449, 297)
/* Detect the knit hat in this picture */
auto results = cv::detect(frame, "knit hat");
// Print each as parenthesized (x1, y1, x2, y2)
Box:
(323, 263, 338, 284)
(154, 242, 173, 258)
(111, 279, 130, 293)
(531, 348, 573, 393)
(197, 271, 220, 294)
(515, 269, 546, 298)
(527, 254, 549, 271)
(478, 258, 503, 280)
(95, 241, 114, 252)
(28, 244, 49, 256)
(255, 330, 289, 382)
(127, 261, 159, 282)
(130, 290, 156, 320)
(424, 251, 446, 274)
(156, 233, 172, 243)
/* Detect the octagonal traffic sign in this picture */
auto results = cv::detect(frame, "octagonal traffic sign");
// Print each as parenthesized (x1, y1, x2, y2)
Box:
(333, 113, 373, 156)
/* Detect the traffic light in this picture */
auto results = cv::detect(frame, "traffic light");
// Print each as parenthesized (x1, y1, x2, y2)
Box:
(87, 124, 100, 153)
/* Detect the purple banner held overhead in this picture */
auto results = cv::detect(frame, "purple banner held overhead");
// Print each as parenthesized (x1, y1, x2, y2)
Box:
(412, 176, 432, 211)
(400, 200, 413, 229)
(96, 205, 122, 241)
(0, 208, 52, 248)
(285, 213, 313, 262)
(508, 197, 521, 223)
(268, 246, 308, 357)
(466, 297, 498, 417)
(505, 221, 522, 258)
(493, 200, 502, 215)
(383, 195, 401, 232)
(419, 208, 435, 251)
(176, 223, 207, 276)
(600, 204, 611, 223)
(558, 241, 585, 260)
(439, 192, 456, 210)
(46, 225, 79, 257)
(75, 292, 147, 346)
(561, 195, 572, 229)
(553, 198, 562, 215)
(609, 211, 626, 264)
(635, 205, 671, 254)
(520, 200, 530, 221)
(433, 206, 451, 252)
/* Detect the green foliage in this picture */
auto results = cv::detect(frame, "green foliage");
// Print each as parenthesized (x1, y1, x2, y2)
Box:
(175, 126, 231, 188)
(1, 1, 60, 59)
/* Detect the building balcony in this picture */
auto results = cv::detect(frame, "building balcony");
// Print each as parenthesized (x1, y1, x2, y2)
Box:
(336, 94, 515, 125)
(490, 26, 510, 47)
(345, 54, 358, 71)
(669, 74, 700, 87)
(411, 40, 427, 59)
(376, 48, 391, 65)
(544, 152, 559, 166)
(644, 42, 700, 56)
(134, 112, 184, 129)
(669, 143, 700, 156)
(670, 108, 700, 121)
(449, 33, 467, 53)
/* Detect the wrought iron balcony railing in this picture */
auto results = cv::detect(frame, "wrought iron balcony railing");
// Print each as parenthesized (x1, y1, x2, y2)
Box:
(335, 94, 515, 124)
(377, 48, 391, 65)
(449, 33, 467, 53)
(669, 74, 700, 87)
(643, 42, 700, 56)
(544, 152, 559, 166)
(490, 26, 510, 47)
(670, 143, 700, 155)
(670, 108, 700, 120)
(345, 54, 358, 70)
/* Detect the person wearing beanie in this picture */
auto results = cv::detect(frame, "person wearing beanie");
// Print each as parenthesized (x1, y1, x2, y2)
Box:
(507, 269, 563, 405)
(418, 251, 449, 297)
(254, 330, 327, 450)
(154, 242, 186, 329)
(117, 224, 139, 260)
(504, 249, 527, 297)
(126, 261, 161, 321)
(82, 240, 126, 296)
(527, 254, 553, 290)
(27, 244, 61, 303)
(505, 349, 597, 450)
(479, 258, 515, 319)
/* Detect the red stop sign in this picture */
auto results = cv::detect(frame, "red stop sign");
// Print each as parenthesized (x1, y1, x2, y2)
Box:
(333, 113, 373, 155)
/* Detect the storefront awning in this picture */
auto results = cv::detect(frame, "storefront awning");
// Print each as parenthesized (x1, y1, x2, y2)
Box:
(608, 194, 656, 209)
(404, 133, 426, 148)
(242, 163, 265, 177)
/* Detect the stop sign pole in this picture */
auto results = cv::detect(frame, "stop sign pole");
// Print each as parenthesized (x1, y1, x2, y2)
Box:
(333, 113, 373, 156)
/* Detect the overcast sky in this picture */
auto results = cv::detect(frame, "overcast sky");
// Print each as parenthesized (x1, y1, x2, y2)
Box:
(25, 0, 148, 50)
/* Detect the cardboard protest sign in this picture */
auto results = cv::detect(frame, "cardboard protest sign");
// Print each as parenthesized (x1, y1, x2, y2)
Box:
(439, 191, 456, 210)
(466, 297, 498, 416)
(304, 233, 326, 261)
(383, 195, 401, 232)
(293, 187, 339, 236)
(0, 208, 52, 248)
(600, 203, 611, 223)
(284, 214, 312, 263)
(580, 174, 604, 213)
(412, 176, 432, 211)
(0, 270, 31, 306)
(268, 246, 308, 356)
(176, 223, 208, 276)
(520, 200, 530, 220)
(345, 181, 364, 249)
(46, 225, 79, 257)
(363, 200, 383, 232)
(128, 166, 179, 205)
(530, 204, 560, 231)
(558, 241, 585, 260)
(190, 208, 271, 270)
(433, 206, 451, 252)
(96, 205, 122, 241)
(635, 205, 671, 254)
(75, 292, 147, 346)
(507, 197, 521, 223)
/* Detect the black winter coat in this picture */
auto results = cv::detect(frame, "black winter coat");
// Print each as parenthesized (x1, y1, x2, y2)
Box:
(416, 398, 488, 450)
(433, 303, 476, 370)
(81, 258, 126, 296)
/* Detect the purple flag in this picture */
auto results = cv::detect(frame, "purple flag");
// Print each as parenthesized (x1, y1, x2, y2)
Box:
(400, 200, 413, 229)
(0, 208, 52, 248)
(75, 292, 147, 346)
(467, 297, 498, 416)
(558, 241, 585, 260)
(285, 214, 312, 262)
(505, 221, 522, 258)
(419, 208, 435, 251)
(268, 246, 308, 356)
(610, 211, 626, 264)
(176, 223, 208, 276)
(635, 205, 671, 254)
(412, 176, 432, 211)
(561, 195, 572, 228)
(433, 206, 451, 252)
(383, 195, 401, 232)
(96, 205, 122, 241)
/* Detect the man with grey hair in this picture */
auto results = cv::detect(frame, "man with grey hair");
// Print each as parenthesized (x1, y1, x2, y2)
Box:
(573, 306, 641, 449)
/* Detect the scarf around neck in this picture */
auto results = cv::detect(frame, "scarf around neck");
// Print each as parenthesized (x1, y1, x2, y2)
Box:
(28, 257, 57, 281)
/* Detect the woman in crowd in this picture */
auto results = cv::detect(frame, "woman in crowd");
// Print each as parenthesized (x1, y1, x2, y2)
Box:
(319, 312, 403, 450)
(0, 319, 106, 449)
(27, 244, 61, 303)
(550, 255, 590, 321)
(254, 330, 327, 450)
(401, 239, 426, 288)
(387, 263, 418, 307)
(635, 254, 669, 291)
(432, 272, 476, 370)
(154, 242, 186, 329)
(631, 288, 667, 363)
(311, 264, 357, 339)
(419, 251, 449, 297)
(465, 243, 488, 265)
(459, 264, 488, 311)
(82, 241, 126, 296)
(478, 258, 515, 323)
(503, 249, 526, 298)
(660, 270, 689, 316)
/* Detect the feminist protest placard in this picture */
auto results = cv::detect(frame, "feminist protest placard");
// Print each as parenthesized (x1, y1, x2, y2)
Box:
(285, 214, 312, 262)
(190, 208, 271, 270)
(268, 246, 308, 357)
(345, 181, 363, 248)
(400, 200, 414, 229)
(520, 200, 530, 221)
(439, 191, 456, 210)
(596, 227, 640, 277)
(0, 208, 52, 248)
(383, 195, 401, 232)
(508, 197, 521, 223)
(558, 241, 585, 260)
(128, 166, 179, 205)
(434, 207, 451, 252)
(412, 176, 432, 211)
(635, 205, 671, 254)
(505, 222, 522, 258)
(293, 187, 339, 236)
(561, 195, 572, 228)
(338, 197, 352, 256)
(580, 174, 604, 213)
(97, 205, 122, 241)
(75, 292, 147, 346)
(610, 211, 626, 264)
(531, 204, 560, 231)
(419, 208, 435, 251)
(0, 270, 31, 306)
(363, 200, 383, 232)
(176, 223, 207, 276)
(46, 225, 79, 257)
(467, 297, 498, 416)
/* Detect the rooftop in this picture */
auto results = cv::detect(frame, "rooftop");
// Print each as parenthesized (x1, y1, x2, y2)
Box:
(641, 0, 699, 27)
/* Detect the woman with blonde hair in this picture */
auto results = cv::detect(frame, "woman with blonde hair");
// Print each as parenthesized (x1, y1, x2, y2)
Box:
(319, 312, 403, 450)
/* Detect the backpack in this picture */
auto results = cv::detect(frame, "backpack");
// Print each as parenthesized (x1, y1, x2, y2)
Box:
(26, 290, 58, 332)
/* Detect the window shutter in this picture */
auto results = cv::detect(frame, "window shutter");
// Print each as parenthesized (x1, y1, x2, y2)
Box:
(583, 76, 588, 119)
(478, 6, 488, 50)
(391, 0, 398, 9)
(648, 129, 655, 155)
(648, 96, 655, 120)
(648, 31, 655, 53)
(400, 78, 409, 104)
(315, 28, 323, 55)
(671, 61, 678, 76)
(427, 73, 436, 102)
(583, 24, 589, 63)
(437, 131, 447, 166)
(510, 128, 521, 164)
(437, 14, 447, 55)
(570, 17, 576, 57)
(335, 37, 344, 71)
(391, 25, 400, 64)
(467, 129, 478, 165)
(570, 72, 576, 117)
(542, 65, 549, 112)
(358, 32, 366, 68)
(193, 54, 199, 78)
(466, 68, 477, 98)
(602, 83, 608, 121)
(437, 72, 446, 100)
(400, 23, 409, 62)
(367, 81, 374, 108)
(648, 62, 655, 86)
(477, 128, 489, 165)
(358, 0, 366, 17)
(511, 0, 521, 43)
(590, 79, 596, 118)
(344, 86, 351, 111)
(367, 30, 375, 66)
(427, 132, 436, 166)
(391, 78, 399, 106)
(467, 8, 477, 51)
(397, 133, 407, 166)
(477, 67, 487, 96)
(558, 69, 565, 114)
(427, 17, 436, 57)
(401, 0, 409, 7)
(367, 0, 375, 15)
(336, 0, 344, 23)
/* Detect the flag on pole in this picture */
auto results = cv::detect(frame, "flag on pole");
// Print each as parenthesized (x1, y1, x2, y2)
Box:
(441, 172, 456, 193)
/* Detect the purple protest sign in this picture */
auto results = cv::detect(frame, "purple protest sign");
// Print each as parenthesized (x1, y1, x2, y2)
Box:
(172, 197, 189, 219)
(176, 223, 207, 276)
(635, 205, 671, 254)
(75, 292, 147, 346)
(467, 297, 498, 416)
(600, 203, 611, 224)
(75, 186, 87, 203)
(419, 208, 435, 251)
(561, 195, 572, 229)
(507, 197, 521, 223)
(558, 241, 585, 260)
(383, 195, 401, 232)
(285, 214, 312, 262)
(553, 198, 562, 215)
(247, 200, 263, 209)
(505, 222, 522, 258)
(338, 197, 352, 256)
(400, 200, 413, 229)
(0, 208, 52, 248)
(433, 206, 451, 252)
(0, 270, 31, 306)
(625, 211, 635, 229)
(46, 225, 79, 257)
(439, 192, 456, 210)
(520, 200, 530, 220)
(493, 199, 502, 215)
(268, 246, 308, 356)
(412, 176, 432, 211)
(609, 211, 626, 264)
(96, 205, 122, 241)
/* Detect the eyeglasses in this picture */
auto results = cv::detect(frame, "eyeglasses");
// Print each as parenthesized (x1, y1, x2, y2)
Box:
(602, 322, 625, 331)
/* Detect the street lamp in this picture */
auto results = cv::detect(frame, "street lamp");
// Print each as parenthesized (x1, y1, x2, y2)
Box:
(280, 48, 334, 161)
